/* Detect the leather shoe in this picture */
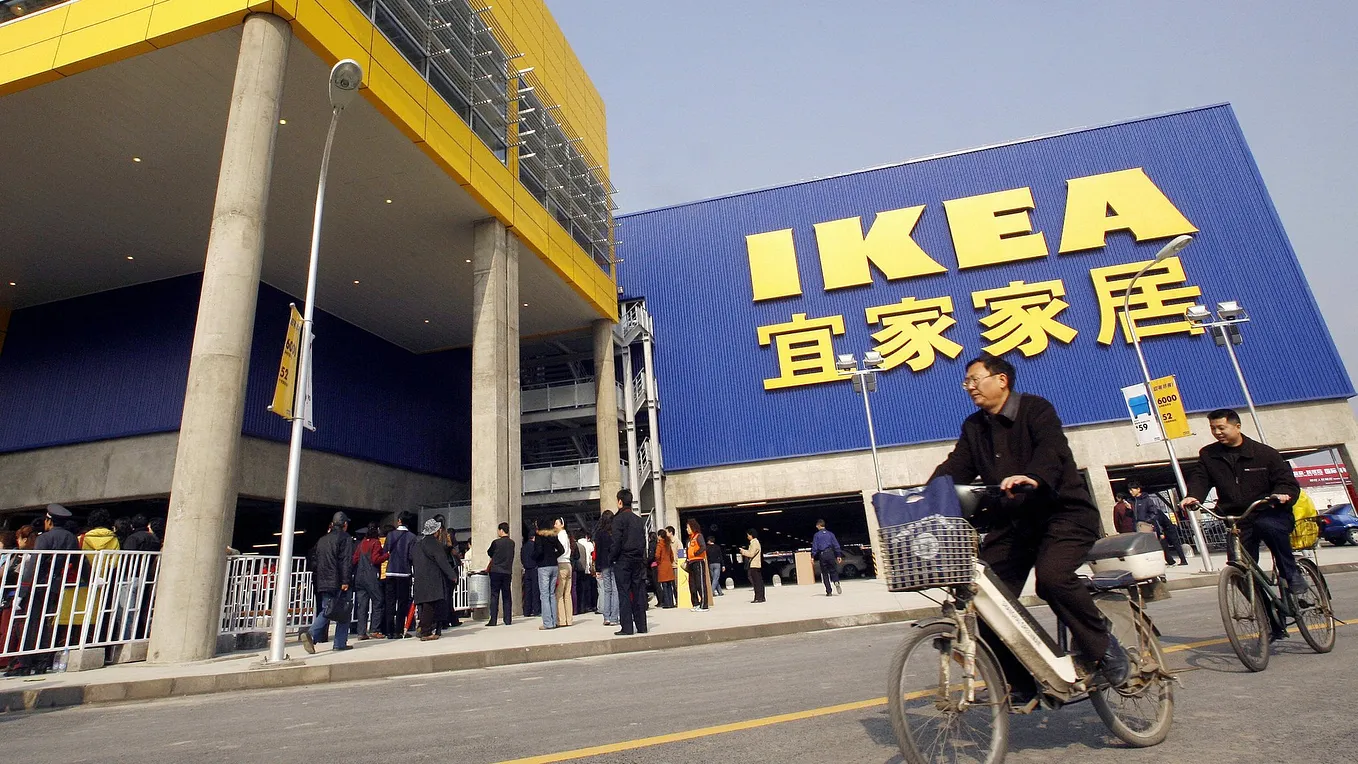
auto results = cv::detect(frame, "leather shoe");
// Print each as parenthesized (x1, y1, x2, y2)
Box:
(614, 630, 634, 636)
(1099, 633, 1130, 687)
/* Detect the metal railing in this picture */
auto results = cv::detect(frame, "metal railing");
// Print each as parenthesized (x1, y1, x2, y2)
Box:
(632, 370, 647, 410)
(219, 555, 315, 636)
(1, 550, 159, 660)
(521, 377, 626, 414)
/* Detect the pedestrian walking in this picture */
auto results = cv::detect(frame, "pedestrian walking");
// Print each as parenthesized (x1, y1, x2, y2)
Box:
(811, 519, 844, 596)
(739, 528, 765, 603)
(706, 531, 724, 597)
(521, 531, 540, 617)
(609, 489, 648, 635)
(534, 518, 564, 630)
(412, 519, 457, 641)
(654, 529, 677, 608)
(594, 510, 619, 626)
(301, 512, 355, 654)
(485, 522, 515, 627)
(382, 512, 417, 639)
(1127, 481, 1188, 566)
(352, 523, 388, 639)
(553, 517, 573, 627)
(685, 518, 711, 610)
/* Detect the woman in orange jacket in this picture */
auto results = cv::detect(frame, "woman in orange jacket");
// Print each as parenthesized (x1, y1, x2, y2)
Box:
(685, 519, 711, 610)
(654, 529, 677, 608)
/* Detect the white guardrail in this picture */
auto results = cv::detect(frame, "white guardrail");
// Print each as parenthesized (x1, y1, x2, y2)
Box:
(1, 549, 479, 664)
(0, 550, 159, 660)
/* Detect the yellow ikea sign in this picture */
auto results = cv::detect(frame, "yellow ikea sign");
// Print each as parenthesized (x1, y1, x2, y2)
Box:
(746, 167, 1198, 301)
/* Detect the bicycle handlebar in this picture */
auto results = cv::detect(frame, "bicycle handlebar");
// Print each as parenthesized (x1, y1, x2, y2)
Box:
(1193, 496, 1278, 524)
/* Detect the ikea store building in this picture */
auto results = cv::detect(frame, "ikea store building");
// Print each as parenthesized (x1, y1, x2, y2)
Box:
(617, 104, 1358, 564)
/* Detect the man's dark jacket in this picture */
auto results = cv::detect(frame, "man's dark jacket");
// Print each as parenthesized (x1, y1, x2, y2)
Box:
(412, 534, 456, 604)
(520, 536, 538, 571)
(122, 529, 161, 552)
(1187, 435, 1298, 515)
(311, 527, 355, 594)
(610, 509, 646, 566)
(930, 392, 1099, 529)
(486, 536, 516, 576)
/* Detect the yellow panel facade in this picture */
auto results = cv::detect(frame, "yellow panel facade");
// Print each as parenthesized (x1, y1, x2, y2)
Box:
(0, 0, 615, 320)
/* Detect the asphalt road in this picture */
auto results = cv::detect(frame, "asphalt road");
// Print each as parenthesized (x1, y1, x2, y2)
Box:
(4, 573, 1357, 764)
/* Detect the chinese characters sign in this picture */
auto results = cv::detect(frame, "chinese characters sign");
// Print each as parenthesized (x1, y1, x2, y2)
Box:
(747, 168, 1203, 391)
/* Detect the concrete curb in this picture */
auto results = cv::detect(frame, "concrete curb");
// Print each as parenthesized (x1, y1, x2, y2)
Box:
(4, 562, 1354, 714)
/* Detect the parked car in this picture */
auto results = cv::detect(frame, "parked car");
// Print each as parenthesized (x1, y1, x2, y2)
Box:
(1317, 504, 1358, 546)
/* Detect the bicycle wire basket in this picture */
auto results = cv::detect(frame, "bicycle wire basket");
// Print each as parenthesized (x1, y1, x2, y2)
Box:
(878, 514, 979, 592)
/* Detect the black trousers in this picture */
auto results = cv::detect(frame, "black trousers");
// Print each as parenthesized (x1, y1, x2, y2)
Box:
(522, 568, 540, 616)
(416, 601, 439, 638)
(748, 568, 766, 602)
(1160, 522, 1187, 564)
(1237, 509, 1304, 589)
(818, 559, 839, 595)
(614, 561, 648, 634)
(980, 512, 1106, 692)
(383, 576, 412, 636)
(686, 561, 710, 608)
(488, 572, 513, 625)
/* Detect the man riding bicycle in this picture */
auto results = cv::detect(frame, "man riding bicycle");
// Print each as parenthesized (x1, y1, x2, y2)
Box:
(1180, 408, 1309, 623)
(930, 353, 1129, 699)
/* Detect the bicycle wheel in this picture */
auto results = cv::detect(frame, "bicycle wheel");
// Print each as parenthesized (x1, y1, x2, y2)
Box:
(1218, 564, 1269, 671)
(1090, 613, 1174, 747)
(888, 622, 1008, 764)
(1291, 559, 1336, 654)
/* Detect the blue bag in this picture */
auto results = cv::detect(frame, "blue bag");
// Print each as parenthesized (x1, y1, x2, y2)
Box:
(872, 476, 963, 528)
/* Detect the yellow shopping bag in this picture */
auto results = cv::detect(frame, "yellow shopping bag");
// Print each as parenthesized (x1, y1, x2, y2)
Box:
(1291, 491, 1320, 551)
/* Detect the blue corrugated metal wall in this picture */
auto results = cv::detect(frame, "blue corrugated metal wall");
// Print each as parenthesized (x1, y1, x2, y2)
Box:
(618, 104, 1353, 472)
(0, 275, 472, 480)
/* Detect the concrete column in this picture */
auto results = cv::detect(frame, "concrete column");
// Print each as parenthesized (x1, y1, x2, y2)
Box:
(594, 319, 621, 513)
(148, 13, 289, 665)
(1084, 463, 1116, 537)
(470, 219, 521, 608)
(506, 236, 523, 614)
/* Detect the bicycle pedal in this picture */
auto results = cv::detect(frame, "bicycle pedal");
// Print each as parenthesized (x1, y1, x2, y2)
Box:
(1009, 697, 1040, 715)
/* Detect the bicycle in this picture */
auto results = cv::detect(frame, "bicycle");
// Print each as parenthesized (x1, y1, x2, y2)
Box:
(880, 483, 1174, 764)
(1192, 497, 1336, 671)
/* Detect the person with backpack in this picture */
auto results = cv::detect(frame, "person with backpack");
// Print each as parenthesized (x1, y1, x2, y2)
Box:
(351, 523, 389, 639)
(811, 519, 844, 596)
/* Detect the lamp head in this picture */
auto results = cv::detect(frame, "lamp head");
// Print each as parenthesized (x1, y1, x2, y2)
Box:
(328, 59, 364, 111)
(1152, 234, 1194, 264)
(1215, 300, 1247, 322)
(1185, 304, 1211, 326)
(863, 350, 885, 369)
(835, 354, 857, 373)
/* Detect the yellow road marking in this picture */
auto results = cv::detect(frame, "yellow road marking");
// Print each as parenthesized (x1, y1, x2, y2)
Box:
(498, 618, 1351, 764)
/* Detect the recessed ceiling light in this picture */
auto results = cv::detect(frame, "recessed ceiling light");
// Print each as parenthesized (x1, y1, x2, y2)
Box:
(464, 259, 472, 264)
(278, 118, 287, 125)
(7, 282, 14, 287)
(423, 319, 430, 324)
(522, 303, 529, 308)
(352, 280, 360, 285)
(126, 256, 135, 261)
(384, 199, 392, 204)
(132, 157, 141, 163)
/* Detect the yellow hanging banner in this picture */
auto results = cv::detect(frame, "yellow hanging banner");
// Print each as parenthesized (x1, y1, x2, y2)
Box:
(1151, 375, 1191, 440)
(269, 305, 303, 420)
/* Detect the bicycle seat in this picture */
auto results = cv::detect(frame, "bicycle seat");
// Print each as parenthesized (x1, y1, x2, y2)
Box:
(1086, 532, 1166, 580)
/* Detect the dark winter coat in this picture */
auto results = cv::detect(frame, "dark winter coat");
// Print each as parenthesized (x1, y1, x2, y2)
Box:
(352, 538, 388, 595)
(1186, 435, 1299, 515)
(610, 509, 646, 566)
(122, 529, 161, 552)
(930, 392, 1099, 531)
(412, 534, 456, 604)
(311, 527, 355, 594)
(592, 528, 614, 570)
(383, 527, 416, 577)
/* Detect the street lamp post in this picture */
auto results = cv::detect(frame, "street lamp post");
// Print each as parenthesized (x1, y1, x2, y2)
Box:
(267, 59, 364, 664)
(1123, 234, 1213, 572)
(836, 352, 886, 493)
(1185, 301, 1266, 443)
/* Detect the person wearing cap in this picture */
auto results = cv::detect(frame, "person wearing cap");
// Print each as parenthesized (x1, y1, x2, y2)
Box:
(300, 512, 355, 654)
(412, 518, 458, 640)
(7, 505, 79, 675)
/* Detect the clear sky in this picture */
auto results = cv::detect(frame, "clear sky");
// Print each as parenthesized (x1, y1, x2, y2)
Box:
(549, 0, 1358, 404)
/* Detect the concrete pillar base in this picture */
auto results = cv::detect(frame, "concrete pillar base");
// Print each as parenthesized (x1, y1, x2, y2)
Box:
(594, 319, 621, 513)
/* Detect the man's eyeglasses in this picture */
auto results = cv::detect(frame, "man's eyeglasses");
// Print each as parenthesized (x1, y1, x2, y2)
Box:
(961, 374, 998, 389)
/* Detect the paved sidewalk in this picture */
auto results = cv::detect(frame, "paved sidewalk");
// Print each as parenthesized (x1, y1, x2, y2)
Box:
(4, 544, 1357, 713)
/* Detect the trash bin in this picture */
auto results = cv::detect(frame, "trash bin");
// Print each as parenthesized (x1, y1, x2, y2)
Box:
(467, 572, 491, 609)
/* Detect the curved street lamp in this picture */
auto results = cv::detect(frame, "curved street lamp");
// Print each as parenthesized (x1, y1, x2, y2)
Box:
(268, 59, 364, 664)
(1123, 235, 1213, 572)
